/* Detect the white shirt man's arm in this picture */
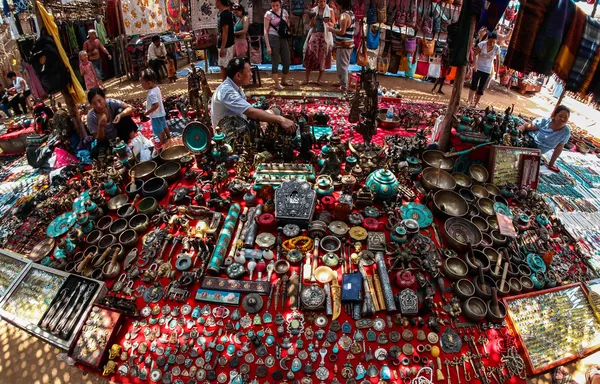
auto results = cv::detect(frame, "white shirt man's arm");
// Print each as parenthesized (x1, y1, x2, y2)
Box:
(148, 44, 157, 61)
(159, 44, 167, 58)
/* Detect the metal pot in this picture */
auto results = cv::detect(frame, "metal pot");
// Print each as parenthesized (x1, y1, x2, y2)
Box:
(468, 164, 489, 184)
(119, 229, 139, 249)
(129, 213, 149, 234)
(126, 179, 145, 199)
(130, 161, 157, 181)
(454, 279, 475, 300)
(142, 177, 168, 201)
(160, 145, 190, 164)
(452, 173, 473, 190)
(155, 162, 182, 184)
(444, 217, 482, 251)
(86, 230, 103, 245)
(98, 234, 116, 251)
(422, 150, 455, 171)
(432, 190, 468, 219)
(421, 167, 456, 193)
(465, 249, 491, 275)
(320, 236, 342, 253)
(442, 257, 468, 281)
(463, 297, 488, 322)
(109, 218, 128, 237)
(138, 197, 158, 216)
(97, 216, 114, 233)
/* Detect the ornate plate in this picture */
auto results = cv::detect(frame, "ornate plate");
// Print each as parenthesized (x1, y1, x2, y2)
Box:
(400, 202, 433, 228)
(29, 238, 56, 261)
(46, 212, 76, 238)
(182, 121, 212, 154)
(73, 190, 90, 213)
(493, 202, 513, 218)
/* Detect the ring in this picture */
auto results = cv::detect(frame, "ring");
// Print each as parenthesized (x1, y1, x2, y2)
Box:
(402, 357, 410, 366)
(417, 344, 425, 353)
(425, 344, 432, 351)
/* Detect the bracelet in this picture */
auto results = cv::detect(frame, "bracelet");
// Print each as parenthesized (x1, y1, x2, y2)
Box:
(282, 236, 314, 253)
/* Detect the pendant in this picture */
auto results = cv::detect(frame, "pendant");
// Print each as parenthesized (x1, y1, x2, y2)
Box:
(291, 357, 302, 372)
(355, 363, 366, 380)
(316, 366, 330, 381)
(263, 312, 272, 323)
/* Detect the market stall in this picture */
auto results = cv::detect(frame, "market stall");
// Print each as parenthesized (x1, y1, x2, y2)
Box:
(0, 66, 599, 384)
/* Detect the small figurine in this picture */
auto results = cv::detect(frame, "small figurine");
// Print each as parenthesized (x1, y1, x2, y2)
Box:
(300, 125, 315, 162)
(108, 344, 122, 360)
(319, 149, 341, 180)
(103, 360, 117, 376)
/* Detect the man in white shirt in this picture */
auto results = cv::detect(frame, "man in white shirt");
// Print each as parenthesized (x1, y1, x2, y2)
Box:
(147, 35, 168, 82)
(211, 57, 295, 132)
(7, 71, 31, 115)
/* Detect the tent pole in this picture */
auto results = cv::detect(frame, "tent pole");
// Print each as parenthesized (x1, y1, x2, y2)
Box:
(437, 15, 477, 151)
(593, 0, 598, 18)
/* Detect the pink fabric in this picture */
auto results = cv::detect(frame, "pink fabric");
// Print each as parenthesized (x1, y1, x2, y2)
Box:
(0, 127, 35, 141)
(303, 32, 332, 71)
(23, 62, 46, 100)
(79, 61, 101, 90)
(235, 39, 248, 57)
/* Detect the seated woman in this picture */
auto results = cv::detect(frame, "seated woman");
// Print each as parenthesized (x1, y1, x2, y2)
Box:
(518, 105, 571, 172)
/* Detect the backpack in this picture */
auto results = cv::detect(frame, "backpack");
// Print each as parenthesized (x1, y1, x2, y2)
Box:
(30, 36, 70, 95)
(269, 11, 291, 38)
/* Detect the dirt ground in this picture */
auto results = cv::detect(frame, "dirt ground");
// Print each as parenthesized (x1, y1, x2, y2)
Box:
(0, 65, 579, 384)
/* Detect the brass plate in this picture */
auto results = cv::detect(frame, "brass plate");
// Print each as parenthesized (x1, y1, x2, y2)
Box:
(29, 238, 55, 262)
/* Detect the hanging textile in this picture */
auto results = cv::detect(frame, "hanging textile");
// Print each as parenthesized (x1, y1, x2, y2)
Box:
(448, 0, 482, 67)
(2, 0, 9, 17)
(95, 19, 108, 45)
(121, 0, 167, 36)
(529, 0, 574, 75)
(553, 6, 585, 82)
(18, 13, 33, 35)
(4, 15, 20, 39)
(105, 0, 122, 38)
(13, 0, 26, 13)
(191, 0, 252, 29)
(566, 17, 600, 93)
(503, 0, 555, 74)
(23, 61, 46, 99)
(478, 0, 510, 32)
(165, 0, 190, 32)
(35, 1, 86, 104)
(66, 23, 79, 54)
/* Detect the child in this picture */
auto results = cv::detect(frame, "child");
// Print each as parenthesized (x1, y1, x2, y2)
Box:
(141, 69, 171, 144)
(79, 51, 102, 90)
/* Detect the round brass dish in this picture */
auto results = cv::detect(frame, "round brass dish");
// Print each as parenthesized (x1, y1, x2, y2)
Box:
(454, 279, 475, 300)
(314, 266, 335, 283)
(107, 194, 128, 211)
(484, 183, 501, 197)
(129, 161, 157, 181)
(444, 217, 483, 251)
(452, 173, 473, 189)
(477, 198, 495, 217)
(421, 167, 456, 192)
(274, 259, 290, 275)
(443, 257, 468, 281)
(433, 190, 468, 219)
(471, 185, 489, 199)
(471, 216, 489, 233)
(469, 164, 489, 184)
(160, 145, 190, 163)
(422, 150, 455, 171)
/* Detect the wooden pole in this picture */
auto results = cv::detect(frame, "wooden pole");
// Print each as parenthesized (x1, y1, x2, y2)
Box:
(593, 0, 598, 18)
(437, 15, 477, 152)
(553, 87, 567, 115)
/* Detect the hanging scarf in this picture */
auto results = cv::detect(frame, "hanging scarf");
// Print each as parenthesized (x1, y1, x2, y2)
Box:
(553, 6, 585, 82)
(504, 0, 555, 74)
(567, 16, 600, 93)
(529, 0, 573, 75)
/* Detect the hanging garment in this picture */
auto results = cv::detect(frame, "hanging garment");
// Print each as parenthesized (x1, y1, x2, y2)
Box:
(448, 0, 478, 67)
(566, 17, 600, 93)
(66, 23, 79, 54)
(36, 1, 86, 103)
(529, 0, 574, 75)
(2, 0, 9, 17)
(477, 0, 510, 32)
(105, 0, 121, 38)
(23, 62, 46, 99)
(13, 0, 26, 13)
(503, 0, 555, 74)
(95, 20, 108, 45)
(5, 15, 20, 39)
(553, 6, 586, 82)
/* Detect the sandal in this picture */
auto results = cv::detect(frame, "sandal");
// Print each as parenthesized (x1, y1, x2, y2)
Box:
(274, 84, 283, 90)
(281, 82, 294, 86)
(301, 80, 309, 85)
(547, 164, 560, 173)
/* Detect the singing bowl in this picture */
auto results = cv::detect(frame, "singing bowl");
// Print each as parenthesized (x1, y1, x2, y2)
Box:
(117, 203, 137, 219)
(98, 234, 116, 250)
(463, 297, 488, 322)
(454, 278, 475, 300)
(154, 162, 182, 184)
(509, 277, 522, 294)
(274, 259, 290, 275)
(465, 250, 491, 275)
(484, 183, 501, 197)
(480, 233, 494, 248)
(477, 198, 495, 217)
(469, 164, 489, 184)
(109, 218, 129, 236)
(471, 216, 489, 233)
(483, 247, 501, 265)
(491, 230, 508, 246)
(459, 188, 476, 203)
(521, 276, 534, 292)
(444, 217, 483, 251)
(494, 195, 509, 206)
(160, 145, 190, 163)
(471, 185, 489, 199)
(432, 190, 468, 219)
(96, 216, 114, 233)
(421, 167, 457, 193)
(86, 230, 102, 246)
(126, 179, 145, 199)
(129, 213, 149, 234)
(129, 161, 157, 181)
(487, 300, 507, 322)
(138, 197, 158, 216)
(107, 194, 128, 211)
(119, 229, 139, 249)
(495, 279, 511, 297)
(443, 257, 468, 281)
(376, 114, 401, 130)
(422, 150, 455, 171)
(320, 236, 342, 253)
(142, 177, 168, 201)
(452, 173, 473, 189)
(487, 216, 499, 232)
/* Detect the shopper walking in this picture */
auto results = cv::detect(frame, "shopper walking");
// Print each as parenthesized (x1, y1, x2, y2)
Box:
(232, 4, 249, 57)
(330, 0, 355, 91)
(83, 29, 112, 80)
(216, 0, 235, 80)
(302, 0, 334, 85)
(468, 31, 501, 108)
(264, 0, 293, 90)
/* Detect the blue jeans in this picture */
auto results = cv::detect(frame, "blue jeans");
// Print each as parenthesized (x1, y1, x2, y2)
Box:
(91, 59, 103, 80)
(0, 103, 11, 117)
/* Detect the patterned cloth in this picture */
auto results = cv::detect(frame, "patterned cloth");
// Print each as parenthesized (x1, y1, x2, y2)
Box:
(80, 61, 101, 90)
(530, 0, 574, 75)
(303, 32, 331, 72)
(191, 0, 252, 29)
(566, 16, 600, 93)
(121, 0, 167, 36)
(553, 6, 585, 81)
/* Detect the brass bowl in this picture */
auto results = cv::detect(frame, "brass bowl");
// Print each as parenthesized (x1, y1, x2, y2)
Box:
(484, 183, 501, 197)
(455, 278, 475, 300)
(469, 164, 489, 184)
(444, 217, 482, 251)
(421, 167, 456, 193)
(129, 213, 149, 234)
(477, 198, 495, 217)
(155, 162, 182, 184)
(487, 216, 499, 232)
(274, 259, 290, 275)
(491, 230, 508, 246)
(130, 161, 157, 181)
(459, 188, 476, 203)
(481, 233, 493, 247)
(471, 216, 489, 233)
(96, 216, 114, 233)
(471, 185, 489, 199)
(443, 257, 468, 281)
(452, 173, 473, 189)
(464, 297, 488, 322)
(433, 190, 468, 219)
(107, 194, 128, 211)
(422, 150, 455, 171)
(483, 247, 501, 265)
(160, 145, 190, 163)
(110, 218, 128, 236)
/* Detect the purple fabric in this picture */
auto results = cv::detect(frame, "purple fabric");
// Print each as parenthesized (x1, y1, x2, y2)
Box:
(530, 0, 574, 75)
(23, 62, 47, 99)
